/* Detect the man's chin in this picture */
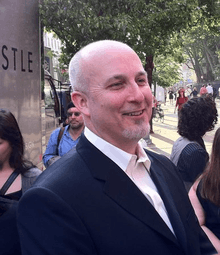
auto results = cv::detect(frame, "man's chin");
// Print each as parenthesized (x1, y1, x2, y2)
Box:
(122, 124, 150, 140)
(70, 124, 80, 129)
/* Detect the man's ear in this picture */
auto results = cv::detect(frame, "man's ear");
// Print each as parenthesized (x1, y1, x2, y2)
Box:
(71, 91, 90, 116)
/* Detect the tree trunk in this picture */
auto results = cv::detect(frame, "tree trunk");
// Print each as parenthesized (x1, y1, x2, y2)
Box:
(203, 41, 214, 81)
(145, 55, 154, 88)
(145, 55, 154, 133)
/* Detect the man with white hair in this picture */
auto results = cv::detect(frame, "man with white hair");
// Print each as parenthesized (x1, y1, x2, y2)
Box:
(17, 40, 215, 255)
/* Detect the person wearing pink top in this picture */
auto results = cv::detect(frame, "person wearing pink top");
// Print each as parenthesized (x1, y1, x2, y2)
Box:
(200, 85, 208, 97)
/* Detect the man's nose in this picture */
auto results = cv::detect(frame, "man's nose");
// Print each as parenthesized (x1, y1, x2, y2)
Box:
(127, 83, 145, 102)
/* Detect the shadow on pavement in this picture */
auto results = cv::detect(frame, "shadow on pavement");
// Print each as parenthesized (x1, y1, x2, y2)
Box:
(147, 143, 171, 158)
(150, 133, 174, 145)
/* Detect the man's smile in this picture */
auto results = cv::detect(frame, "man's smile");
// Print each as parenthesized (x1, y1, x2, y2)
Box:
(123, 109, 144, 116)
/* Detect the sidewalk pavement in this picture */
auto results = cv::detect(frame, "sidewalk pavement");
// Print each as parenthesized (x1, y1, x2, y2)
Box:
(141, 100, 220, 159)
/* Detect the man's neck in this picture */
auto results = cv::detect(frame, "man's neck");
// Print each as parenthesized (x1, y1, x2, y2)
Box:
(0, 163, 15, 177)
(68, 126, 84, 140)
(85, 126, 139, 155)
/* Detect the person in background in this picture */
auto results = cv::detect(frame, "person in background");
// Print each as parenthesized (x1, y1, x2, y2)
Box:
(190, 87, 198, 98)
(170, 97, 217, 192)
(168, 89, 174, 104)
(43, 101, 84, 167)
(174, 89, 188, 114)
(164, 88, 167, 105)
(174, 91, 177, 101)
(200, 84, 208, 97)
(213, 87, 217, 102)
(149, 94, 158, 134)
(18, 40, 215, 255)
(189, 127, 220, 254)
(206, 84, 213, 98)
(185, 87, 191, 99)
(0, 109, 41, 255)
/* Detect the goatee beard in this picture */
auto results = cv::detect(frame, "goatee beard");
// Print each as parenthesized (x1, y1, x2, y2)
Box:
(70, 123, 83, 130)
(122, 122, 150, 140)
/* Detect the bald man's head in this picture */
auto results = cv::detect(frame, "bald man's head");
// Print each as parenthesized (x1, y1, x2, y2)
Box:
(69, 40, 136, 93)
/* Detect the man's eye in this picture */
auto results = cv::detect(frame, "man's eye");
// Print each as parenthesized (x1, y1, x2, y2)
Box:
(110, 82, 123, 89)
(137, 78, 147, 85)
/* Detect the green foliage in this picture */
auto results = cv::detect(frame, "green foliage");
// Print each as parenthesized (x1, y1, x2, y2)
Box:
(153, 54, 181, 87)
(180, 23, 220, 82)
(40, 0, 220, 86)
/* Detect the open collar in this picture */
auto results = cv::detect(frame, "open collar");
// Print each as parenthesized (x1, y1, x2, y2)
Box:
(84, 127, 151, 172)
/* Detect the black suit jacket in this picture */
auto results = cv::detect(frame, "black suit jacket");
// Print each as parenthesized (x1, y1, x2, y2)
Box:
(17, 134, 215, 255)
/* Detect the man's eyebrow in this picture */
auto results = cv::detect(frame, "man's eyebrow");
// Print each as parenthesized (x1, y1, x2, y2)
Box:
(105, 75, 125, 85)
(107, 75, 125, 81)
(136, 71, 147, 77)
(106, 71, 147, 83)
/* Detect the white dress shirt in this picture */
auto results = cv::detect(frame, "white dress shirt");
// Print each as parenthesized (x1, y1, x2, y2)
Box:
(84, 127, 175, 234)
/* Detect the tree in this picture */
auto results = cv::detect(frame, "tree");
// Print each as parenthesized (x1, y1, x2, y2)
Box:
(40, 0, 220, 87)
(181, 23, 220, 83)
(153, 55, 182, 88)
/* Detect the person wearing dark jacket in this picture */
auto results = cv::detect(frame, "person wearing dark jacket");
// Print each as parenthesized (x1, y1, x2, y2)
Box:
(190, 87, 198, 98)
(170, 97, 217, 192)
(17, 40, 216, 255)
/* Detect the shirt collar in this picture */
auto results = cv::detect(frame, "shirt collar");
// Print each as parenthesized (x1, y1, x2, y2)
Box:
(84, 127, 151, 172)
(61, 125, 71, 139)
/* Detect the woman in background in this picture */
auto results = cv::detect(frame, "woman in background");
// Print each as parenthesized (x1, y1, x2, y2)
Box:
(0, 109, 41, 254)
(174, 88, 188, 114)
(170, 97, 217, 192)
(189, 127, 220, 254)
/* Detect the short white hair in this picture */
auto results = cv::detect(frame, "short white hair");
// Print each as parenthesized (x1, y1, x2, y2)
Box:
(68, 50, 86, 92)
(68, 40, 133, 93)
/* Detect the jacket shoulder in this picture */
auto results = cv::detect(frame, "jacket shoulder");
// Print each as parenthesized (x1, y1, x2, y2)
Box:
(145, 149, 173, 166)
(145, 149, 184, 183)
(32, 147, 86, 189)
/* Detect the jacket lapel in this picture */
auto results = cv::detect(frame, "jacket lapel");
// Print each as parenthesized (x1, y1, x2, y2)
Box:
(77, 135, 178, 245)
(103, 162, 178, 245)
(147, 152, 188, 253)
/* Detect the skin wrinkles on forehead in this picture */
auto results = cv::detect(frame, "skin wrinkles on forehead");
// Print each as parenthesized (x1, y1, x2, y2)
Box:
(82, 44, 148, 93)
(105, 71, 148, 85)
(88, 69, 148, 94)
